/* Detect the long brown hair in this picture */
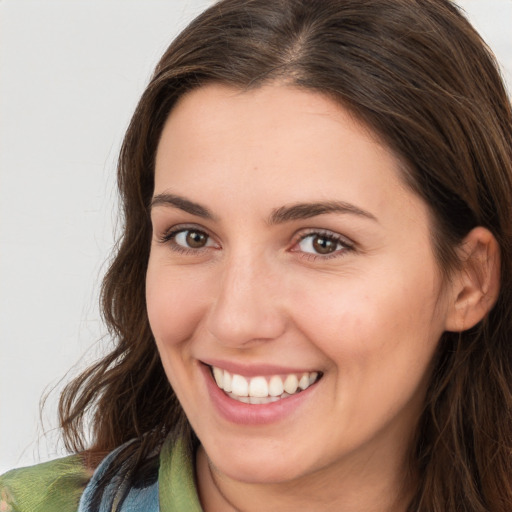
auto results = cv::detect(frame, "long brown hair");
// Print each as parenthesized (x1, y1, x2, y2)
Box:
(59, 0, 512, 509)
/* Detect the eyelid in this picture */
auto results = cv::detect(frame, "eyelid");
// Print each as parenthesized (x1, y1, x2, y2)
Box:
(158, 222, 208, 240)
(156, 224, 354, 260)
(290, 228, 355, 259)
(157, 224, 220, 252)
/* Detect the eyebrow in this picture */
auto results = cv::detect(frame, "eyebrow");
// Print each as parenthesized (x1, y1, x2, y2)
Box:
(268, 201, 378, 225)
(150, 193, 215, 219)
(150, 193, 377, 224)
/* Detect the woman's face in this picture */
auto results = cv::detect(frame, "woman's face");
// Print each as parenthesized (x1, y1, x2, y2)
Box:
(146, 83, 452, 484)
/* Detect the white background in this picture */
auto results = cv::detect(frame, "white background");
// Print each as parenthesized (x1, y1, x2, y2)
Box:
(1, 0, 511, 474)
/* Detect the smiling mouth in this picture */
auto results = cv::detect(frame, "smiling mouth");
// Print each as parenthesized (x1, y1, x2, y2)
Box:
(209, 365, 322, 404)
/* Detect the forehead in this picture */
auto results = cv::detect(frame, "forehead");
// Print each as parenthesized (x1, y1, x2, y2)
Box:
(154, 83, 426, 227)
(162, 83, 385, 152)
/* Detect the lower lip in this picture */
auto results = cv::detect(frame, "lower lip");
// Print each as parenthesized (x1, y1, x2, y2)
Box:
(200, 363, 320, 425)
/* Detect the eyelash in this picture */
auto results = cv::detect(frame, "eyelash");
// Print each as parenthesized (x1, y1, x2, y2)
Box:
(292, 229, 354, 261)
(158, 225, 217, 255)
(157, 226, 355, 260)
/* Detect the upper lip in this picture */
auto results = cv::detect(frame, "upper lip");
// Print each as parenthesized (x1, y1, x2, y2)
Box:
(200, 358, 321, 377)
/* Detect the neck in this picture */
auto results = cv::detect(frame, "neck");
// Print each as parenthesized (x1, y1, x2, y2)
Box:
(196, 444, 416, 512)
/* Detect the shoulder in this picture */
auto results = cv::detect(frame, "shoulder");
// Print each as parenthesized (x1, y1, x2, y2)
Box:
(0, 455, 92, 512)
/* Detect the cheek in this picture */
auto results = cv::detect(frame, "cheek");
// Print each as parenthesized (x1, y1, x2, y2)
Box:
(290, 266, 445, 376)
(145, 259, 210, 408)
(145, 259, 209, 345)
(289, 274, 444, 436)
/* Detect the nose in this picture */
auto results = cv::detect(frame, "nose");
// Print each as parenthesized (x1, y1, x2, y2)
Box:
(205, 251, 287, 348)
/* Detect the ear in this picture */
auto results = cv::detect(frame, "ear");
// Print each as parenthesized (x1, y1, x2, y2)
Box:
(444, 227, 501, 332)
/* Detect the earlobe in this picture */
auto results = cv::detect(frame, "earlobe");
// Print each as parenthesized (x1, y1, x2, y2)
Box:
(444, 227, 501, 332)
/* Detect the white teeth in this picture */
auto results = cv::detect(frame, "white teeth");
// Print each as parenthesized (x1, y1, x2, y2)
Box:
(223, 371, 232, 392)
(283, 374, 299, 394)
(231, 374, 249, 397)
(211, 366, 321, 403)
(227, 393, 281, 404)
(268, 375, 284, 397)
(249, 376, 269, 398)
(299, 373, 310, 390)
(213, 366, 223, 387)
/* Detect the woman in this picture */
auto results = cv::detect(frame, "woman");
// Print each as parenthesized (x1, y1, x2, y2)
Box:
(2, 0, 511, 510)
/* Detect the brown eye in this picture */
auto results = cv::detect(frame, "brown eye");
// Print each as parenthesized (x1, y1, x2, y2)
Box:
(296, 232, 350, 257)
(186, 230, 208, 248)
(171, 229, 214, 250)
(312, 235, 337, 254)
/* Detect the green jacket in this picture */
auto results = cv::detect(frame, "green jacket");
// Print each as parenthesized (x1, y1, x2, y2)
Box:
(0, 437, 202, 511)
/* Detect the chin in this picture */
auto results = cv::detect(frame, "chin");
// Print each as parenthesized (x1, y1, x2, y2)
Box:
(213, 458, 302, 485)
(203, 437, 312, 485)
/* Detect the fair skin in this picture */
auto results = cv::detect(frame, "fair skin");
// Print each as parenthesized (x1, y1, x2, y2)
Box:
(146, 83, 499, 511)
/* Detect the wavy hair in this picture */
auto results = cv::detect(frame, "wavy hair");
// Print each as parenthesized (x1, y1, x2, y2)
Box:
(59, 0, 512, 509)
